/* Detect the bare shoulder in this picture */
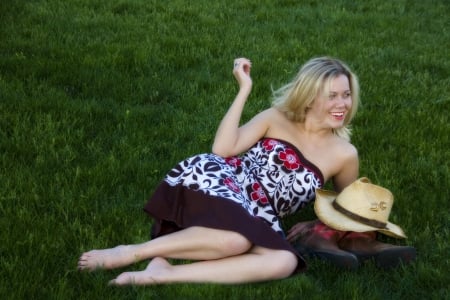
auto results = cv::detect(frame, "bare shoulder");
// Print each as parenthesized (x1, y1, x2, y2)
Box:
(260, 107, 284, 118)
(329, 136, 359, 191)
(262, 107, 291, 125)
(327, 136, 359, 174)
(249, 107, 275, 120)
(252, 107, 286, 126)
(331, 135, 358, 158)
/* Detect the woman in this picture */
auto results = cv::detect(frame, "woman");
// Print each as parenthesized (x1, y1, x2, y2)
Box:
(78, 57, 411, 286)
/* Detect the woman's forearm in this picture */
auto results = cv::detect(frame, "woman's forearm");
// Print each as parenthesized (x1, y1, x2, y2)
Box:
(212, 86, 251, 156)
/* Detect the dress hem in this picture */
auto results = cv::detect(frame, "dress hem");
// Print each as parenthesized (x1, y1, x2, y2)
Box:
(144, 181, 307, 273)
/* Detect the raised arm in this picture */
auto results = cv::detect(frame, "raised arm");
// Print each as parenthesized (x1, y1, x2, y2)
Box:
(212, 58, 270, 157)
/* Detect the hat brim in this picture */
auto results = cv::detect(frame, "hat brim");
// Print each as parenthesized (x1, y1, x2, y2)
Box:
(314, 189, 407, 239)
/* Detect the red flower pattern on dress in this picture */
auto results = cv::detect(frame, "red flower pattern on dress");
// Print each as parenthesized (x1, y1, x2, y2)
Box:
(250, 182, 268, 204)
(225, 157, 241, 167)
(224, 177, 241, 193)
(279, 149, 301, 170)
(163, 139, 323, 237)
(262, 139, 278, 151)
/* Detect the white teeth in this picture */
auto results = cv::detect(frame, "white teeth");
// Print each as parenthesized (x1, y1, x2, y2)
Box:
(331, 112, 344, 117)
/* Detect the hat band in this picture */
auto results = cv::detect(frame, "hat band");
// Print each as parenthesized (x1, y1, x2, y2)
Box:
(332, 200, 388, 229)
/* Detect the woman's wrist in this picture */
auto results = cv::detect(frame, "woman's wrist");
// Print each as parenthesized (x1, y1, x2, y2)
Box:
(238, 84, 252, 96)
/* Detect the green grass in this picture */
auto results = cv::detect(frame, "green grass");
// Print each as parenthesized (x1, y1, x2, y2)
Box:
(1, 0, 449, 299)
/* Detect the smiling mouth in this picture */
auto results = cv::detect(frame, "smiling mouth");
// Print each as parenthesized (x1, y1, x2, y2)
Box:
(331, 112, 345, 118)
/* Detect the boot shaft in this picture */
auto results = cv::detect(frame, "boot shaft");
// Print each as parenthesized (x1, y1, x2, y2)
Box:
(308, 220, 347, 241)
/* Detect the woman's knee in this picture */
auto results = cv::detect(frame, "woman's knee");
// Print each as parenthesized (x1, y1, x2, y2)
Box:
(184, 226, 252, 256)
(267, 251, 298, 279)
(219, 231, 252, 256)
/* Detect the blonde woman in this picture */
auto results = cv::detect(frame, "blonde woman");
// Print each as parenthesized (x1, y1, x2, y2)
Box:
(78, 56, 414, 285)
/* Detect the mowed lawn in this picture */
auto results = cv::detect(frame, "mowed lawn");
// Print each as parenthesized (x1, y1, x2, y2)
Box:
(0, 0, 449, 299)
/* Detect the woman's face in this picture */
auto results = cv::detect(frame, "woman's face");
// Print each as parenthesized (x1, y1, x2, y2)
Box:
(308, 74, 352, 129)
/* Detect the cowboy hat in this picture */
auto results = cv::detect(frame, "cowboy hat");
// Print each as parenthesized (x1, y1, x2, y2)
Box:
(314, 177, 407, 239)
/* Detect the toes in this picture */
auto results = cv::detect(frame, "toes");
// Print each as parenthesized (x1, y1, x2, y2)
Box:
(108, 272, 158, 286)
(77, 254, 90, 264)
(108, 279, 117, 286)
(108, 273, 132, 286)
(77, 256, 95, 271)
(77, 262, 89, 271)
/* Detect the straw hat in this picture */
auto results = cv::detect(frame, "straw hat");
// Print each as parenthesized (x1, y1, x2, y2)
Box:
(314, 177, 407, 239)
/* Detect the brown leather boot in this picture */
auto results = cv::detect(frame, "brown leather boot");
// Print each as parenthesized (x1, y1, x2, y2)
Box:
(339, 231, 416, 269)
(292, 220, 359, 270)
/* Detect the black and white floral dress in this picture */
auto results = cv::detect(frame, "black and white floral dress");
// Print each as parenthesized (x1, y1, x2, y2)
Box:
(144, 138, 324, 271)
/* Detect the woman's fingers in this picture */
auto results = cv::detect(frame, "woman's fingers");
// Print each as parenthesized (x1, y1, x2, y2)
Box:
(233, 58, 251, 71)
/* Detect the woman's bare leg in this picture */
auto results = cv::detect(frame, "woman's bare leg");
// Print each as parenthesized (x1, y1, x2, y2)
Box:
(109, 246, 298, 285)
(78, 226, 251, 271)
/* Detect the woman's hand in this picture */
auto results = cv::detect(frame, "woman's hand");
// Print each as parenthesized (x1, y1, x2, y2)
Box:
(233, 58, 252, 91)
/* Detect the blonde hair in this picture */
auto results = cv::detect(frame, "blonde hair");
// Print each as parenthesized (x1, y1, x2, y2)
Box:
(272, 57, 360, 141)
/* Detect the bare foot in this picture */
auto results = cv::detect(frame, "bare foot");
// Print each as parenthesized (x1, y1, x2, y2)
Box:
(78, 245, 137, 271)
(109, 257, 171, 286)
